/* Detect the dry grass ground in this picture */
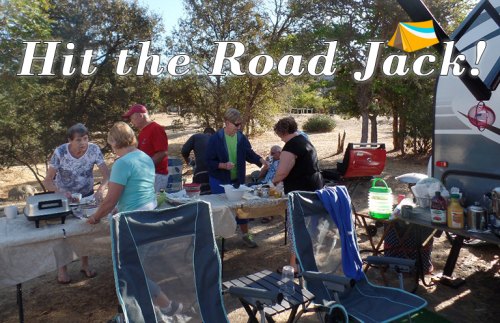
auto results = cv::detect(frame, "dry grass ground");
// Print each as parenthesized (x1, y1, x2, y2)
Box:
(0, 113, 498, 322)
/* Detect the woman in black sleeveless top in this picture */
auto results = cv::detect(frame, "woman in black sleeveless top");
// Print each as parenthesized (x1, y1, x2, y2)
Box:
(271, 117, 323, 193)
(272, 117, 323, 272)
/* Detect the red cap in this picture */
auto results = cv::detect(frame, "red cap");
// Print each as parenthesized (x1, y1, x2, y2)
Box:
(122, 104, 147, 120)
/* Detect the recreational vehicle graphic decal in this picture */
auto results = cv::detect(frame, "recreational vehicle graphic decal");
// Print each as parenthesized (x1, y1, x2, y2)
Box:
(458, 102, 498, 134)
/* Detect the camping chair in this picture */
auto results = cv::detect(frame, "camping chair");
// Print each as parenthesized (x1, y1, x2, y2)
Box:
(288, 188, 427, 323)
(110, 201, 283, 323)
(321, 143, 387, 247)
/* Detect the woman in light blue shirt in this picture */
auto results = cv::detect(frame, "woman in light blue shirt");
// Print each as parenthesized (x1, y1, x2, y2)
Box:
(87, 122, 156, 224)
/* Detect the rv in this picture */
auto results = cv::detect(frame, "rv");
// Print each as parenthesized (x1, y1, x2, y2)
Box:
(400, 0, 500, 205)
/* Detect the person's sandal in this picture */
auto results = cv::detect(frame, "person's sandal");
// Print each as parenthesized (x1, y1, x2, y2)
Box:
(242, 234, 258, 248)
(80, 268, 97, 278)
(57, 276, 71, 284)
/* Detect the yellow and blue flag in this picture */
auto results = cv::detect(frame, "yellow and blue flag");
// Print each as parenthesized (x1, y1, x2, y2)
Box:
(388, 20, 439, 52)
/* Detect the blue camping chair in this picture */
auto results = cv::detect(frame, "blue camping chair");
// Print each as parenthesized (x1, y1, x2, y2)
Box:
(110, 201, 283, 323)
(289, 187, 427, 323)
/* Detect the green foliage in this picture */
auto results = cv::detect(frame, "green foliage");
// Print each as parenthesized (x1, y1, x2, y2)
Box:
(290, 83, 331, 114)
(165, 0, 304, 133)
(0, 0, 164, 186)
(303, 114, 336, 133)
(0, 0, 477, 186)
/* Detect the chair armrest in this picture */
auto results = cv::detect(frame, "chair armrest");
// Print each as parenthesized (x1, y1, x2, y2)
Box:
(227, 286, 284, 306)
(302, 271, 355, 292)
(365, 256, 415, 273)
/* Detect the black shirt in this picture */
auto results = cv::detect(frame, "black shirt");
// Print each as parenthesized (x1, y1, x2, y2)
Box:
(282, 135, 323, 194)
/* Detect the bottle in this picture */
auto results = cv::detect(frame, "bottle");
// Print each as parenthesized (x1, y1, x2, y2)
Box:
(447, 193, 464, 229)
(279, 265, 295, 296)
(430, 191, 447, 225)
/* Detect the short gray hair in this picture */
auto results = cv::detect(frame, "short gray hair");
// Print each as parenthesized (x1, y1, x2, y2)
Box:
(224, 108, 241, 124)
(67, 123, 88, 140)
(270, 145, 281, 153)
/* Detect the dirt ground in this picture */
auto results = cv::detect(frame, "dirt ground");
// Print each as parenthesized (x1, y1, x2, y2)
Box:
(0, 113, 498, 323)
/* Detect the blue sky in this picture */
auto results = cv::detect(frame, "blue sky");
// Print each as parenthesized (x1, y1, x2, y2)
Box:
(139, 0, 184, 34)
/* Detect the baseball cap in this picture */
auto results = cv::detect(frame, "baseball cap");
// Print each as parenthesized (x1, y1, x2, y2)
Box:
(122, 104, 147, 120)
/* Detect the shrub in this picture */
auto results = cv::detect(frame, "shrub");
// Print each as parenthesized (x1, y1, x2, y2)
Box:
(303, 115, 336, 133)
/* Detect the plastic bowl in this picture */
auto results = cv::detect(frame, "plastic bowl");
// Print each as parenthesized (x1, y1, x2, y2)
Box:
(224, 187, 246, 201)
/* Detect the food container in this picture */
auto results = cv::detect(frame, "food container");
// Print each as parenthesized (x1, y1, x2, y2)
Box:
(466, 203, 488, 230)
(24, 192, 72, 228)
(368, 178, 393, 219)
(184, 183, 201, 198)
(222, 185, 248, 201)
(416, 197, 431, 208)
(4, 206, 18, 219)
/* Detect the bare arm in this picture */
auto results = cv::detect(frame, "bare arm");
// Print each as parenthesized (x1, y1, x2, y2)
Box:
(87, 182, 124, 224)
(258, 163, 270, 180)
(43, 166, 58, 192)
(95, 163, 110, 200)
(272, 151, 296, 185)
(151, 151, 168, 166)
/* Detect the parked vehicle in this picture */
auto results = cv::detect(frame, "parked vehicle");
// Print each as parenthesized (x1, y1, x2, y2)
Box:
(400, 0, 500, 204)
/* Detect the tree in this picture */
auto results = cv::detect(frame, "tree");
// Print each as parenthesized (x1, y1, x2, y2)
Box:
(299, 0, 472, 151)
(165, 0, 306, 132)
(0, 0, 164, 187)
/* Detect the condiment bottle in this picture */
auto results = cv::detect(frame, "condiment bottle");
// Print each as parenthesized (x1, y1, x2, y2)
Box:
(447, 193, 464, 229)
(430, 191, 447, 225)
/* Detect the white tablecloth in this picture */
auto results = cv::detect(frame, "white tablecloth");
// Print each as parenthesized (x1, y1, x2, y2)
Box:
(0, 215, 110, 289)
(0, 195, 287, 289)
(163, 193, 287, 236)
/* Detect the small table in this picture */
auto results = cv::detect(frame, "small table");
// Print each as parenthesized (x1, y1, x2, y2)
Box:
(404, 207, 500, 286)
(223, 269, 314, 323)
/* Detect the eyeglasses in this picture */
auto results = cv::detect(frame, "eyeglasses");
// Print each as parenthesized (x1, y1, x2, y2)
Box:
(232, 122, 242, 127)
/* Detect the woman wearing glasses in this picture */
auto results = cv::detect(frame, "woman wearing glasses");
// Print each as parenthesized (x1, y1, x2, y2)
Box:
(206, 108, 268, 248)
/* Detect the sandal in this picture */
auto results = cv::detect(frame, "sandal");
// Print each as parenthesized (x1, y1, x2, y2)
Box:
(57, 271, 71, 284)
(80, 268, 97, 278)
(57, 277, 71, 284)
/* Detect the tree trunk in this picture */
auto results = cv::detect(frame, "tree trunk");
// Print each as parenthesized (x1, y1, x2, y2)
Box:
(337, 131, 346, 154)
(399, 115, 407, 156)
(357, 83, 372, 143)
(360, 112, 369, 143)
(369, 114, 378, 143)
(392, 107, 400, 151)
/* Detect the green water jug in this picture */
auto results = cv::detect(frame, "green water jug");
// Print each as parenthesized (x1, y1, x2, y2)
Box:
(368, 178, 393, 219)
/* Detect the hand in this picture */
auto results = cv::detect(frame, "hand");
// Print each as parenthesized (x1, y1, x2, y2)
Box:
(260, 158, 270, 168)
(226, 162, 234, 170)
(87, 215, 100, 224)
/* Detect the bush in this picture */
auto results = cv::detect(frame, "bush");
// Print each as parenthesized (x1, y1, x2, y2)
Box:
(303, 115, 336, 133)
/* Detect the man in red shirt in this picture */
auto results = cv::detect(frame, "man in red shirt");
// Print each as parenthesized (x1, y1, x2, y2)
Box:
(123, 104, 169, 192)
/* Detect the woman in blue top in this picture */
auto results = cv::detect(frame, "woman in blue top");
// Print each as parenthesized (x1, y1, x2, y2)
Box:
(87, 122, 156, 224)
(206, 108, 268, 248)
